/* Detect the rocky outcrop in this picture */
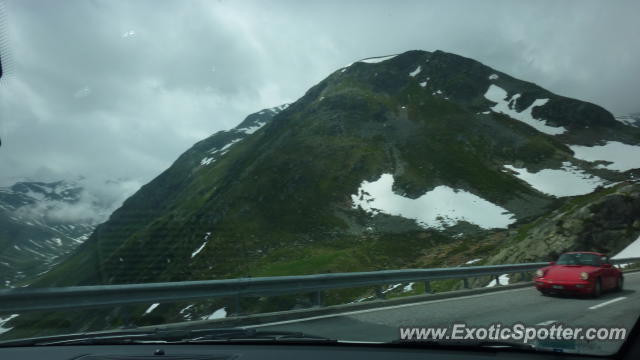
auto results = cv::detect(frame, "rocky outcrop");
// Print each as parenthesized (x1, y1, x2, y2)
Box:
(487, 182, 640, 264)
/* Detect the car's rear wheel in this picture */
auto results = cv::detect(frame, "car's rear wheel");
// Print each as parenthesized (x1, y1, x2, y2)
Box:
(615, 276, 624, 292)
(591, 278, 602, 298)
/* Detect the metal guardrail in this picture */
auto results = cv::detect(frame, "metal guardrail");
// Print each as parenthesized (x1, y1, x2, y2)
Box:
(0, 257, 638, 314)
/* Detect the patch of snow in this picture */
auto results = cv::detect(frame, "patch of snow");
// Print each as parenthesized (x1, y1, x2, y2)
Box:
(489, 74, 499, 80)
(383, 283, 404, 294)
(409, 66, 422, 77)
(179, 304, 194, 314)
(122, 30, 135, 38)
(503, 162, 605, 197)
(0, 314, 19, 335)
(432, 90, 443, 95)
(359, 54, 398, 64)
(570, 141, 640, 172)
(204, 307, 227, 320)
(613, 235, 640, 259)
(615, 115, 639, 127)
(486, 274, 509, 287)
(465, 258, 482, 265)
(143, 303, 159, 315)
(351, 173, 515, 230)
(203, 138, 243, 166)
(214, 138, 242, 154)
(484, 84, 566, 135)
(419, 81, 427, 87)
(200, 157, 216, 166)
(403, 282, 415, 292)
(273, 103, 290, 112)
(191, 241, 208, 258)
(237, 121, 266, 135)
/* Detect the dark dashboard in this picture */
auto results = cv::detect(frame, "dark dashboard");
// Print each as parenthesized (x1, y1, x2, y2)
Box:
(1, 342, 639, 360)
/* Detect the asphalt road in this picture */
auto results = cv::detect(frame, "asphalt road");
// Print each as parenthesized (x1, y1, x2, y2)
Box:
(250, 272, 640, 355)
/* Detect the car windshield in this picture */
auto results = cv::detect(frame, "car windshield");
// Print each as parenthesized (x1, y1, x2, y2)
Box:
(1, 0, 640, 358)
(556, 254, 603, 266)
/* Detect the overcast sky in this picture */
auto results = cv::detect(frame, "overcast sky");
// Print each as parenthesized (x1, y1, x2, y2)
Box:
(1, 0, 639, 197)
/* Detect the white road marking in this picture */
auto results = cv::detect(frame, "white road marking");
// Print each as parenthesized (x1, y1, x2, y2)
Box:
(245, 287, 532, 329)
(589, 297, 627, 310)
(536, 320, 558, 326)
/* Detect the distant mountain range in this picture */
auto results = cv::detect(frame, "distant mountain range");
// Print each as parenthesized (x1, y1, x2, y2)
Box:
(4, 50, 640, 337)
(616, 113, 640, 127)
(0, 179, 135, 287)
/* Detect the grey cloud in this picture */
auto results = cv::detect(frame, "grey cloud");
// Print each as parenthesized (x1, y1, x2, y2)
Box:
(1, 0, 639, 192)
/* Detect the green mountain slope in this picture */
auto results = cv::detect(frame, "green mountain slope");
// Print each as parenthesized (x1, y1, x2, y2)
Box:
(34, 50, 640, 288)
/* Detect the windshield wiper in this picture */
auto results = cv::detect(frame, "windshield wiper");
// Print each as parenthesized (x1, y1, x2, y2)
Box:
(0, 327, 336, 347)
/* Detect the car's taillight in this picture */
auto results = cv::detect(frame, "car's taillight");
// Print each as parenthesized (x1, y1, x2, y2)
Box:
(535, 269, 544, 278)
(580, 272, 589, 280)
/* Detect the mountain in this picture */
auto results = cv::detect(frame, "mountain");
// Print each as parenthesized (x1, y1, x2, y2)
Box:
(5, 50, 640, 336)
(616, 112, 640, 128)
(0, 179, 130, 287)
(37, 49, 640, 286)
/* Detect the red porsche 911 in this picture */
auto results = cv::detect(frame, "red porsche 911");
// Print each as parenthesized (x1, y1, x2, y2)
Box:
(534, 252, 623, 298)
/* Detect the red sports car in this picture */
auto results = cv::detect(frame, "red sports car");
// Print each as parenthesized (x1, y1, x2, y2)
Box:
(534, 251, 623, 298)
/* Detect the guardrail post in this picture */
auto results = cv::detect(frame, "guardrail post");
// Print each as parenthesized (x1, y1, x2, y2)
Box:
(495, 275, 501, 286)
(375, 286, 385, 300)
(312, 291, 324, 308)
(520, 272, 528, 281)
(120, 306, 135, 329)
(463, 278, 470, 289)
(424, 281, 432, 294)
(233, 295, 242, 316)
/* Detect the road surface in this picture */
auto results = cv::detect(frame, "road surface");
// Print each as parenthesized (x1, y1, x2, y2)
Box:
(250, 272, 640, 355)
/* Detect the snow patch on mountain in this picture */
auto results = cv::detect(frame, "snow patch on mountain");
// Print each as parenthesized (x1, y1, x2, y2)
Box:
(409, 66, 422, 77)
(200, 157, 216, 166)
(272, 103, 290, 113)
(203, 307, 227, 320)
(484, 85, 566, 136)
(143, 303, 159, 315)
(570, 141, 640, 172)
(504, 162, 605, 197)
(359, 54, 398, 64)
(191, 233, 210, 258)
(201, 138, 243, 166)
(615, 115, 639, 127)
(351, 174, 515, 230)
(237, 121, 267, 135)
(0, 314, 19, 335)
